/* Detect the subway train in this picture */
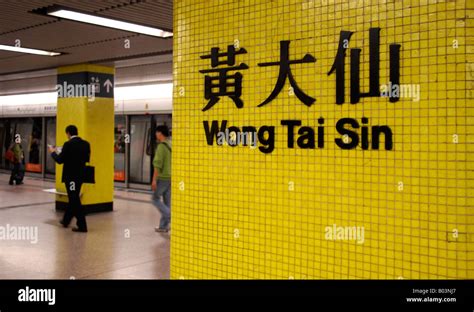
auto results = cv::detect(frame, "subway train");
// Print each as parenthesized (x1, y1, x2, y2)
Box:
(0, 83, 172, 190)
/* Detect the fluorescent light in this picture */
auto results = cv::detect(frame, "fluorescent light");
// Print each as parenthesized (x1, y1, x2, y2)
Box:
(0, 92, 57, 106)
(0, 44, 61, 56)
(47, 9, 173, 38)
(0, 83, 173, 106)
(115, 83, 173, 101)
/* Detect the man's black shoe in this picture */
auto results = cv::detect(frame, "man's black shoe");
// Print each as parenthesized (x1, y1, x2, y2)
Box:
(72, 227, 87, 233)
(60, 221, 68, 228)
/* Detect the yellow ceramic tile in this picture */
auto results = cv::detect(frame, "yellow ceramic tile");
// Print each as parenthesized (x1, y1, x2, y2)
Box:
(171, 0, 473, 279)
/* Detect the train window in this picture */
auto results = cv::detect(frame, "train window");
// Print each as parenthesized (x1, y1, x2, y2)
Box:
(153, 114, 172, 134)
(152, 114, 172, 154)
(0, 118, 43, 173)
(145, 128, 153, 156)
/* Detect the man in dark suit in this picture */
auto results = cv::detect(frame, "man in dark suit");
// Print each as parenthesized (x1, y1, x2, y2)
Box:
(48, 125, 90, 233)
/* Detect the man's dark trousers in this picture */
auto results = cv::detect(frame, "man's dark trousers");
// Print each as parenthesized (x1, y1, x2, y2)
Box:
(63, 180, 87, 231)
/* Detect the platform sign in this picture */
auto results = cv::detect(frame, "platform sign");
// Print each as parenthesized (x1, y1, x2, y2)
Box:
(57, 72, 114, 99)
(171, 0, 473, 279)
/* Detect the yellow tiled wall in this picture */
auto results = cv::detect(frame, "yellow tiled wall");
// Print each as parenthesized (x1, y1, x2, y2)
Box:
(171, 0, 473, 279)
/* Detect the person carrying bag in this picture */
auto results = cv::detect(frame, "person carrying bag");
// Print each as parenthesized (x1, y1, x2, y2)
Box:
(8, 142, 24, 186)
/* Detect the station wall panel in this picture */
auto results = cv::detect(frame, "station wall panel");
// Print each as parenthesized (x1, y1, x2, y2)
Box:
(171, 0, 473, 279)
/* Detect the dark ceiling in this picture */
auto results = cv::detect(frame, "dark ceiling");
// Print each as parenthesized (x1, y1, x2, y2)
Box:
(0, 0, 173, 75)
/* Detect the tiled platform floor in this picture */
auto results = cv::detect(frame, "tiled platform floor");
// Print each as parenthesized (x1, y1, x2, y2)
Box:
(0, 173, 169, 279)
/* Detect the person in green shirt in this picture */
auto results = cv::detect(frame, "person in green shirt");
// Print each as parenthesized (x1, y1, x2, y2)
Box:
(9, 141, 24, 185)
(151, 125, 171, 232)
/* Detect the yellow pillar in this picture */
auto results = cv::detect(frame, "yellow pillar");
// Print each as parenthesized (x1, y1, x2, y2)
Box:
(55, 64, 115, 213)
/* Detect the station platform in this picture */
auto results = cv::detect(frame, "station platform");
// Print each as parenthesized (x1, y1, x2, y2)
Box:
(0, 174, 169, 279)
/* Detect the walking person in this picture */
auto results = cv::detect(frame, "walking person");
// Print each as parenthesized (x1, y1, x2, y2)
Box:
(151, 125, 172, 233)
(8, 140, 24, 185)
(48, 125, 90, 233)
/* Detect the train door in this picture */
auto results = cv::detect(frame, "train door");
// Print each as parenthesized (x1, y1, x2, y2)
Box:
(45, 117, 56, 176)
(14, 118, 42, 174)
(0, 119, 7, 169)
(114, 116, 126, 183)
(129, 115, 152, 185)
(0, 119, 14, 170)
